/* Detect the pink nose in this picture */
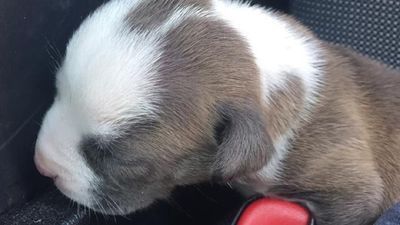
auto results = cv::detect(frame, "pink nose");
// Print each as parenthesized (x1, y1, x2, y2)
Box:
(34, 151, 57, 179)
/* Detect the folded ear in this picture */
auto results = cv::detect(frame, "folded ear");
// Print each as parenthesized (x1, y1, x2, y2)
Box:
(213, 102, 275, 181)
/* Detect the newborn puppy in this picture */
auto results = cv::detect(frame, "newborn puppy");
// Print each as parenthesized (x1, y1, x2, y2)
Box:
(34, 0, 400, 224)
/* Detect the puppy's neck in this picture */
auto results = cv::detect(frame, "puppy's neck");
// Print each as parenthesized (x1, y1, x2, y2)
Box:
(214, 1, 325, 182)
(256, 26, 324, 183)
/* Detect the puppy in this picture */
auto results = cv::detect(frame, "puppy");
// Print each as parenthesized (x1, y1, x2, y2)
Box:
(34, 0, 400, 224)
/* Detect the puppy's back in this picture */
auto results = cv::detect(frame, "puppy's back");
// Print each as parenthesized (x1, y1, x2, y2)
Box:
(341, 47, 400, 206)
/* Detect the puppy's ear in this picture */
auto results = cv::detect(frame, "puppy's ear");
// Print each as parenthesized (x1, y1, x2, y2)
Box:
(213, 102, 275, 181)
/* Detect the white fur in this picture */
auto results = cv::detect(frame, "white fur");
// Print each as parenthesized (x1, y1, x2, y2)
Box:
(60, 0, 162, 136)
(37, 0, 151, 205)
(212, 0, 324, 180)
(159, 6, 210, 34)
(59, 1, 209, 136)
(36, 0, 210, 206)
(37, 0, 325, 206)
(36, 101, 97, 205)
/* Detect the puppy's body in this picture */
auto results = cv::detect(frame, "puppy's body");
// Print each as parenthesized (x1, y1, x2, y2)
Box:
(250, 46, 400, 224)
(34, 0, 400, 224)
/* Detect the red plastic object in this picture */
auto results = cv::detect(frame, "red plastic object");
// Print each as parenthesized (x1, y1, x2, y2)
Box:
(236, 198, 311, 225)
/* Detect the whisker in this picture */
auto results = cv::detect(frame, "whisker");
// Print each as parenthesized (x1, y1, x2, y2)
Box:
(167, 197, 194, 220)
(33, 120, 42, 127)
(43, 37, 62, 73)
(107, 195, 122, 215)
(92, 197, 102, 223)
(98, 189, 124, 222)
(96, 194, 108, 221)
(68, 199, 73, 209)
(227, 182, 234, 189)
(0, 105, 43, 152)
(194, 185, 220, 205)
(104, 199, 117, 223)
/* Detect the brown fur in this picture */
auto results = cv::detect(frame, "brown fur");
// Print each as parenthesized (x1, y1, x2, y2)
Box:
(84, 2, 275, 214)
(125, 0, 211, 32)
(80, 1, 400, 223)
(153, 15, 275, 181)
(127, 3, 400, 223)
(149, 10, 400, 223)
(262, 76, 306, 141)
(255, 44, 400, 225)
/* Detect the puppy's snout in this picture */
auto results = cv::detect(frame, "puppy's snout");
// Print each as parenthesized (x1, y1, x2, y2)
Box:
(34, 150, 58, 180)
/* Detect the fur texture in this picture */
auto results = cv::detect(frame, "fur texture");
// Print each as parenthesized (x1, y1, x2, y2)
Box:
(34, 0, 400, 224)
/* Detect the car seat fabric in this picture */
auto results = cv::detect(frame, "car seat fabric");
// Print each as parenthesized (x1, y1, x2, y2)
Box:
(374, 203, 400, 225)
(290, 0, 400, 69)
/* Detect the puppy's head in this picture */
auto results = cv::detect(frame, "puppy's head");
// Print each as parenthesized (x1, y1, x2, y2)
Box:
(34, 0, 274, 215)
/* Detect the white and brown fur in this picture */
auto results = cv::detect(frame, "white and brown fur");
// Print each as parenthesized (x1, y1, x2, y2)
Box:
(34, 0, 400, 224)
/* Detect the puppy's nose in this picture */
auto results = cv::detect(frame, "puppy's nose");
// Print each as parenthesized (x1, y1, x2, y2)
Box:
(34, 150, 57, 179)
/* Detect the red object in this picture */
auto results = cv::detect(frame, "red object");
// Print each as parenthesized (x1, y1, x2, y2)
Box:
(236, 198, 312, 225)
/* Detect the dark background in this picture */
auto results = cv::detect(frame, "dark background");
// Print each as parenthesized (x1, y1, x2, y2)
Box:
(0, 0, 111, 214)
(1, 0, 399, 224)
